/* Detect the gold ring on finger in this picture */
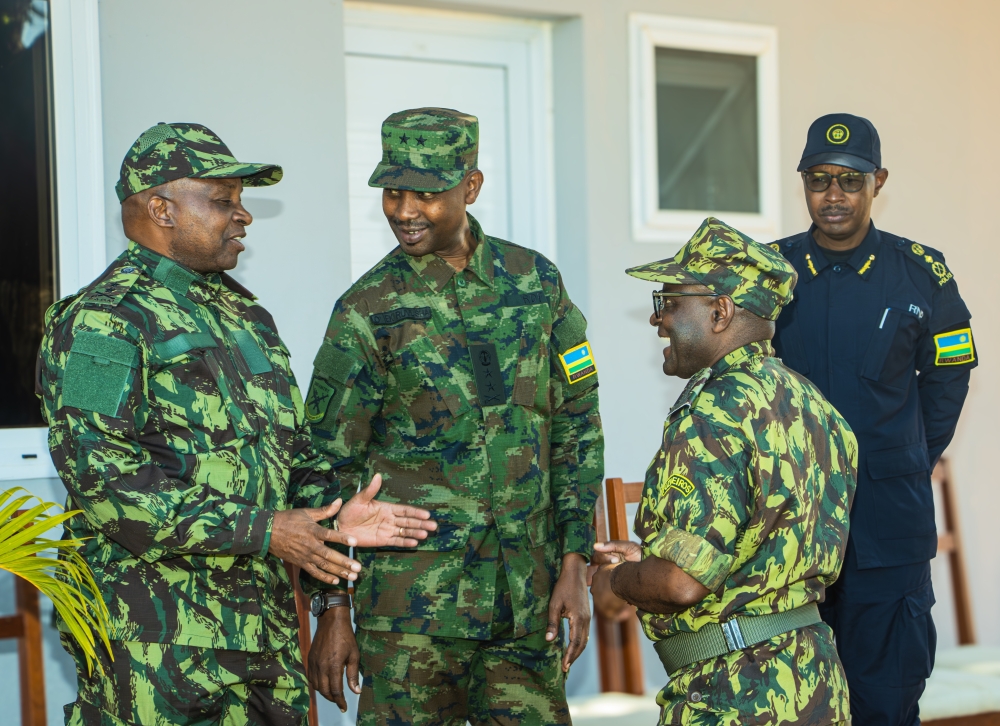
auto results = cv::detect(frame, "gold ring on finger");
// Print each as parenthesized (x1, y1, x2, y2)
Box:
(399, 527, 404, 536)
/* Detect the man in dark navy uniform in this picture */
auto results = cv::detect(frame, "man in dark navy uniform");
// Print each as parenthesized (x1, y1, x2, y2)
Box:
(771, 113, 976, 726)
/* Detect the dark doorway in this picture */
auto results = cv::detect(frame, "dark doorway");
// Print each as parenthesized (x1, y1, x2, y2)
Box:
(0, 0, 56, 428)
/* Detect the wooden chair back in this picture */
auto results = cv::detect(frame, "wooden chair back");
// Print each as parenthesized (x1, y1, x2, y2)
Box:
(0, 511, 47, 726)
(593, 477, 646, 695)
(932, 457, 975, 644)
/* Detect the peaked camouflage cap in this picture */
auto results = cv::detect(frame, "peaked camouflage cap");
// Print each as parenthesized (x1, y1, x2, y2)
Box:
(368, 107, 478, 192)
(626, 217, 797, 320)
(116, 122, 283, 203)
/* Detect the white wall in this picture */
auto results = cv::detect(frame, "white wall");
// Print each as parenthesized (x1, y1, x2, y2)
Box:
(98, 0, 354, 387)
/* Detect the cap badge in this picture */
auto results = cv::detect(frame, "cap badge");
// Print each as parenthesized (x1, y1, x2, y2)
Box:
(826, 124, 850, 145)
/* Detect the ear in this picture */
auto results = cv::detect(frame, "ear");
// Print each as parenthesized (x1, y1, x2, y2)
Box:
(873, 167, 889, 198)
(464, 170, 484, 205)
(147, 195, 175, 229)
(709, 295, 737, 333)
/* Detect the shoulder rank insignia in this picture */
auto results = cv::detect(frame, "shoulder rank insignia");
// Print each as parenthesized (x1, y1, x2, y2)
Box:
(665, 473, 695, 497)
(768, 243, 781, 253)
(83, 266, 141, 308)
(934, 328, 975, 366)
(907, 242, 954, 287)
(558, 341, 597, 384)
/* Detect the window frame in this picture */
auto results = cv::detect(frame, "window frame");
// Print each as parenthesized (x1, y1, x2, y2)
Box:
(1, 0, 105, 482)
(629, 13, 781, 245)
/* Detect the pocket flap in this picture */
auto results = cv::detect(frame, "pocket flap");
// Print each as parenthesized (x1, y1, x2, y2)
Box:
(905, 583, 935, 618)
(153, 331, 217, 360)
(525, 508, 557, 547)
(866, 443, 929, 480)
(361, 637, 410, 685)
(313, 340, 361, 386)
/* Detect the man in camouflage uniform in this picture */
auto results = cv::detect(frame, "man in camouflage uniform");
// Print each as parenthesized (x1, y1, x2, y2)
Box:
(590, 218, 857, 725)
(37, 123, 436, 726)
(305, 108, 604, 725)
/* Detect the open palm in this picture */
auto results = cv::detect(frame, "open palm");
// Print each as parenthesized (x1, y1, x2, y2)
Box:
(337, 474, 437, 548)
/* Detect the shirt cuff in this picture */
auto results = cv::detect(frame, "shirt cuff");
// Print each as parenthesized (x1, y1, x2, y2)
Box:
(559, 518, 596, 560)
(645, 525, 732, 593)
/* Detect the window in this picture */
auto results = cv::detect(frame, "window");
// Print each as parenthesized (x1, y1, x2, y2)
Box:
(0, 0, 55, 429)
(630, 15, 780, 244)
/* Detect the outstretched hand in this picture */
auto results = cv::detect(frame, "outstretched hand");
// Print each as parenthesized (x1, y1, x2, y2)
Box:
(269, 499, 361, 585)
(337, 474, 438, 548)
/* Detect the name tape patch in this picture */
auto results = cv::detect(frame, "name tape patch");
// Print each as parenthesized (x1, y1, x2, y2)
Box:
(503, 291, 546, 307)
(370, 307, 432, 326)
(934, 328, 975, 366)
(665, 473, 695, 497)
(558, 341, 597, 384)
(470, 343, 506, 406)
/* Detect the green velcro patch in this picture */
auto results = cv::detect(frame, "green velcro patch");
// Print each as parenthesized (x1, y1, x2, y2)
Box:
(231, 329, 273, 375)
(153, 332, 217, 359)
(304, 378, 338, 422)
(62, 331, 139, 417)
(153, 257, 197, 295)
(314, 341, 361, 385)
(553, 305, 587, 352)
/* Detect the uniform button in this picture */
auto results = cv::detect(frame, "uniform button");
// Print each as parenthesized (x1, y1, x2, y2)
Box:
(457, 277, 466, 287)
(690, 692, 702, 703)
(833, 264, 842, 273)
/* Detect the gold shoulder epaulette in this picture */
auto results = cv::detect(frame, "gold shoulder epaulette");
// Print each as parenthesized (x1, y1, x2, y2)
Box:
(906, 242, 954, 287)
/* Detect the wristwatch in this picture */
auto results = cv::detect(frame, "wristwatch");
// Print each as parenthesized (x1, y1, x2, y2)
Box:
(310, 591, 351, 617)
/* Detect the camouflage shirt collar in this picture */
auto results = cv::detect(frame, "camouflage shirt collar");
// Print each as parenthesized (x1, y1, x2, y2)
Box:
(127, 240, 225, 299)
(403, 213, 495, 292)
(710, 340, 774, 378)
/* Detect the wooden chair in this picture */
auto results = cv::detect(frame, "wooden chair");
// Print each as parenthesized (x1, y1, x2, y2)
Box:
(0, 511, 47, 726)
(592, 477, 646, 694)
(286, 563, 321, 726)
(932, 457, 975, 645)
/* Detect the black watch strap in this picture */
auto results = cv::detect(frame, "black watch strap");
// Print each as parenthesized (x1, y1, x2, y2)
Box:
(310, 591, 351, 617)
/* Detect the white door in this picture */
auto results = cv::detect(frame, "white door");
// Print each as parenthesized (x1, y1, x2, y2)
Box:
(343, 2, 555, 282)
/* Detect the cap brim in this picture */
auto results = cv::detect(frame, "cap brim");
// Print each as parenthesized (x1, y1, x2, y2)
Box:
(193, 162, 283, 186)
(368, 163, 465, 192)
(797, 153, 877, 172)
(625, 261, 701, 285)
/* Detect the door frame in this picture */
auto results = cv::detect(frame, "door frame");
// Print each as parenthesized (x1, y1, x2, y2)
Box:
(1, 0, 106, 481)
(343, 1, 557, 261)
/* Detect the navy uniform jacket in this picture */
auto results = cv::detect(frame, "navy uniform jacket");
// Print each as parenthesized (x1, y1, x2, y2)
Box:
(772, 222, 975, 569)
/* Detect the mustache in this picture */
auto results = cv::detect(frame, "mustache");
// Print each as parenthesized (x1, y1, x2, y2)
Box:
(392, 220, 431, 230)
(819, 205, 852, 216)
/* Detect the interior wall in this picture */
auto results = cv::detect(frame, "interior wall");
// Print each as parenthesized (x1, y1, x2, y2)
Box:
(387, 0, 1000, 649)
(97, 0, 353, 386)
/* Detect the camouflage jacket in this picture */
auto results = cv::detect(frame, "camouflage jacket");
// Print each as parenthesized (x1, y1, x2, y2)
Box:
(37, 241, 334, 652)
(635, 341, 857, 641)
(307, 214, 603, 639)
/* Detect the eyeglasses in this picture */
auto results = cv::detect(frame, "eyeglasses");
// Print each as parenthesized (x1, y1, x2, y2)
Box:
(652, 291, 720, 318)
(802, 170, 871, 193)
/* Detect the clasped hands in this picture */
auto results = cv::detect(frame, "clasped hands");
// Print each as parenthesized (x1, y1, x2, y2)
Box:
(589, 539, 643, 622)
(268, 473, 437, 585)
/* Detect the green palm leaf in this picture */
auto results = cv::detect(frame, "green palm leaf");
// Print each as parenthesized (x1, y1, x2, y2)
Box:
(0, 487, 112, 675)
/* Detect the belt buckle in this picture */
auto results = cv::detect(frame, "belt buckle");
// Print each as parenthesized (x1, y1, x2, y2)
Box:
(720, 618, 747, 652)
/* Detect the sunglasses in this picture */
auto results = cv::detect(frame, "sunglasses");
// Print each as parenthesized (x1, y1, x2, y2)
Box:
(802, 170, 872, 193)
(652, 291, 720, 318)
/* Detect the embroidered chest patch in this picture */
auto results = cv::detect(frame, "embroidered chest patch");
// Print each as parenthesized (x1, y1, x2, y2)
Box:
(934, 328, 975, 366)
(558, 341, 597, 383)
(665, 473, 695, 497)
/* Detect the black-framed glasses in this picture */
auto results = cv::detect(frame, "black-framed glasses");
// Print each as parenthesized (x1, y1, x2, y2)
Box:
(802, 170, 872, 193)
(652, 291, 720, 317)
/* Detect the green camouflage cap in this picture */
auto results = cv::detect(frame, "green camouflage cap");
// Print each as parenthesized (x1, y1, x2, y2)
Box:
(368, 107, 478, 192)
(115, 122, 283, 203)
(626, 217, 797, 320)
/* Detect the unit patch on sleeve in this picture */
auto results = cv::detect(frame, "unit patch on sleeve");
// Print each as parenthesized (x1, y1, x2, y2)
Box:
(304, 378, 338, 422)
(934, 328, 975, 366)
(665, 473, 695, 497)
(558, 341, 597, 383)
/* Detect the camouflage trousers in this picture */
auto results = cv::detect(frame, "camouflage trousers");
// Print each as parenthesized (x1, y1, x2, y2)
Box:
(61, 634, 310, 726)
(655, 623, 850, 726)
(356, 627, 569, 726)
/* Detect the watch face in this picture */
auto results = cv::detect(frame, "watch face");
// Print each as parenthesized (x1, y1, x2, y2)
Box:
(310, 593, 324, 617)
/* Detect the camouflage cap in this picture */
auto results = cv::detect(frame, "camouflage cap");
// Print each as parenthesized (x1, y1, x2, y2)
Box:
(626, 217, 797, 321)
(115, 123, 283, 203)
(368, 108, 478, 192)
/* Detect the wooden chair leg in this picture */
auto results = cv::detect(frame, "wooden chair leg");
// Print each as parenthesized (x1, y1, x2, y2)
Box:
(16, 575, 46, 726)
(286, 563, 319, 726)
(595, 613, 625, 693)
(936, 460, 976, 644)
(620, 616, 645, 696)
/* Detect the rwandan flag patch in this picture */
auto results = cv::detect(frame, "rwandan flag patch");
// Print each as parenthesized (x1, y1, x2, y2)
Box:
(559, 341, 597, 383)
(934, 328, 975, 366)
